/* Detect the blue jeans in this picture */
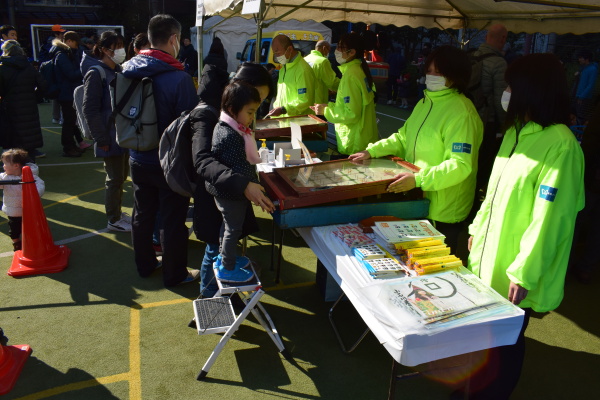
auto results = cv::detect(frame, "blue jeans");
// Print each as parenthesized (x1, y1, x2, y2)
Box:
(200, 242, 219, 297)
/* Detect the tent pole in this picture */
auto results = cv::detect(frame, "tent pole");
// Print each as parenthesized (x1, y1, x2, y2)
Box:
(262, 0, 315, 28)
(254, 0, 265, 63)
(197, 14, 204, 77)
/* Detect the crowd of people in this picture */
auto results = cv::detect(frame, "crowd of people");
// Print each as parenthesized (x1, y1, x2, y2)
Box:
(0, 16, 597, 399)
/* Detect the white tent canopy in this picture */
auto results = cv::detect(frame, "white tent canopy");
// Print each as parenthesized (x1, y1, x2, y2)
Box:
(204, 0, 600, 35)
(193, 17, 331, 73)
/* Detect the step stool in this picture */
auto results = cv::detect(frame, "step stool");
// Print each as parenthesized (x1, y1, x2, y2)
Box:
(192, 263, 292, 380)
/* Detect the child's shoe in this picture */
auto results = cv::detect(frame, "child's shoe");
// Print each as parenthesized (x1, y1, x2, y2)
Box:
(215, 255, 254, 283)
(12, 240, 21, 252)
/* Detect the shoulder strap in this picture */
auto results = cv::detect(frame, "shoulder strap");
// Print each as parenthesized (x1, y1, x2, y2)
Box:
(87, 65, 107, 85)
(112, 76, 141, 114)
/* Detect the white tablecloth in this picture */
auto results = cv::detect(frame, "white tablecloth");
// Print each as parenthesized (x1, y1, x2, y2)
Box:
(297, 225, 524, 367)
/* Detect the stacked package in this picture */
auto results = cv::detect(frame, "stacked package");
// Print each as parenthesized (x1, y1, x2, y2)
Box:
(331, 224, 374, 248)
(395, 239, 462, 275)
(352, 244, 404, 278)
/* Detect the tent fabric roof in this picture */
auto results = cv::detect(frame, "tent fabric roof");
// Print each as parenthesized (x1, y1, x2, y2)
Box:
(205, 0, 600, 35)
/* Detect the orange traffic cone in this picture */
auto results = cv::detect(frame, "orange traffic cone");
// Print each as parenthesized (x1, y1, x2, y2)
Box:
(0, 343, 32, 395)
(8, 166, 70, 276)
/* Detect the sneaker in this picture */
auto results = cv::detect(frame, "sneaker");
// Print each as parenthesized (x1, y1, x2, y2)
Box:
(386, 100, 393, 105)
(120, 212, 132, 224)
(52, 118, 60, 124)
(62, 148, 82, 157)
(215, 254, 250, 270)
(79, 141, 92, 150)
(178, 269, 200, 285)
(108, 218, 132, 232)
(152, 243, 163, 256)
(33, 149, 46, 158)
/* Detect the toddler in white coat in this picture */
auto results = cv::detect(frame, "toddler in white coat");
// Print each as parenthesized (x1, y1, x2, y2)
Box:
(0, 149, 45, 251)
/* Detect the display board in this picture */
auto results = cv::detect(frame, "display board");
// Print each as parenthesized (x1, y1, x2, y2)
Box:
(260, 158, 422, 210)
(255, 114, 327, 140)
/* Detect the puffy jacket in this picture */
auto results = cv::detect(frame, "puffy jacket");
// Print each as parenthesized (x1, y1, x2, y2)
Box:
(325, 59, 378, 155)
(49, 39, 82, 102)
(304, 50, 339, 104)
(0, 55, 46, 150)
(575, 61, 598, 100)
(367, 88, 483, 223)
(273, 53, 315, 117)
(121, 49, 198, 165)
(80, 53, 127, 158)
(468, 122, 585, 312)
(0, 163, 45, 217)
(473, 43, 507, 125)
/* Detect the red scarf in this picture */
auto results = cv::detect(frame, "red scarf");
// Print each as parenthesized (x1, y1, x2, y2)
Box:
(139, 49, 184, 71)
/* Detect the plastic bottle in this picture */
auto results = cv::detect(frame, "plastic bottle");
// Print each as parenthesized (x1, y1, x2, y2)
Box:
(258, 139, 269, 163)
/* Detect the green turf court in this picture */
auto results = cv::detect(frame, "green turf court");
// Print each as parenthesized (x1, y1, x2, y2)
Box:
(0, 102, 598, 400)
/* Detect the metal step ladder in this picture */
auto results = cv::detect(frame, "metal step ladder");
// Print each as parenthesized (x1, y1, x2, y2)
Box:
(192, 264, 292, 380)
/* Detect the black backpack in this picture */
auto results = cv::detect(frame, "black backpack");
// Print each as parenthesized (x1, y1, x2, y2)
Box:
(466, 50, 500, 111)
(159, 103, 219, 197)
(39, 53, 60, 99)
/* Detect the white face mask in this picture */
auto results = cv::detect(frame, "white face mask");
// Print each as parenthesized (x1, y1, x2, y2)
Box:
(334, 49, 347, 65)
(110, 48, 126, 65)
(425, 74, 448, 92)
(275, 47, 290, 65)
(501, 90, 511, 112)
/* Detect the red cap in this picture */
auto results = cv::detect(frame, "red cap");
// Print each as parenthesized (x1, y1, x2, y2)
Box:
(52, 24, 66, 32)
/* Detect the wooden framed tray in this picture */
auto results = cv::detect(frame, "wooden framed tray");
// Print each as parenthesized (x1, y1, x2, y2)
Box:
(255, 114, 328, 140)
(260, 157, 421, 210)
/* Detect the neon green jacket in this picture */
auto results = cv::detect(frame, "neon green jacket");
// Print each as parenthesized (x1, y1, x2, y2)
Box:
(304, 50, 340, 104)
(273, 53, 315, 117)
(366, 88, 483, 223)
(468, 122, 585, 312)
(324, 59, 378, 155)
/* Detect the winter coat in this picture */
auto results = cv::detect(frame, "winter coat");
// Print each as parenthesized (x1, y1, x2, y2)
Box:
(468, 122, 585, 312)
(273, 53, 315, 117)
(191, 102, 258, 245)
(179, 44, 199, 75)
(49, 39, 82, 103)
(575, 61, 599, 100)
(581, 102, 600, 194)
(121, 49, 198, 165)
(0, 55, 46, 150)
(80, 53, 127, 158)
(304, 50, 339, 104)
(325, 59, 378, 155)
(0, 163, 45, 217)
(206, 121, 259, 200)
(473, 43, 507, 125)
(367, 88, 483, 223)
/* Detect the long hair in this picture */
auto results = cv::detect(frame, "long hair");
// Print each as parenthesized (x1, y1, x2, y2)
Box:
(424, 45, 471, 93)
(338, 32, 374, 90)
(504, 53, 570, 130)
(92, 31, 124, 59)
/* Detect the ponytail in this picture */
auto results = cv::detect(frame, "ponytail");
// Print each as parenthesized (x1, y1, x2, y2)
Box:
(339, 32, 375, 91)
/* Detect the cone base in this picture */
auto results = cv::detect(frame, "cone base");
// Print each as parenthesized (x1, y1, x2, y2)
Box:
(8, 245, 70, 277)
(0, 344, 32, 395)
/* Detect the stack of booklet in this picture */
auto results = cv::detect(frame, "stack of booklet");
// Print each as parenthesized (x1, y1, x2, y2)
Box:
(352, 244, 404, 278)
(372, 220, 445, 247)
(373, 270, 510, 332)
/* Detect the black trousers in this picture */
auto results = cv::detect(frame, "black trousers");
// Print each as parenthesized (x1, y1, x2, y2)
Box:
(130, 159, 190, 286)
(59, 101, 83, 151)
(456, 308, 532, 400)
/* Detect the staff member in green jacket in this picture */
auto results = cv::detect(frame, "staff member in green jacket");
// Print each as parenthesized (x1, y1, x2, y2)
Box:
(464, 54, 585, 400)
(349, 46, 483, 251)
(312, 33, 379, 156)
(304, 40, 339, 104)
(267, 34, 315, 118)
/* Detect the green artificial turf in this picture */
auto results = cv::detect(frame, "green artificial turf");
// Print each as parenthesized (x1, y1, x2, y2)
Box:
(0, 102, 598, 400)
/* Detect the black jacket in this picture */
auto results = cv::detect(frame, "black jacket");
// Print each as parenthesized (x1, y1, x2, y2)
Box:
(191, 105, 258, 244)
(49, 40, 82, 102)
(0, 54, 47, 150)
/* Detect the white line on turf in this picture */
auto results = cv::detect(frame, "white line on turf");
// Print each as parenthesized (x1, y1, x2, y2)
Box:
(37, 161, 104, 167)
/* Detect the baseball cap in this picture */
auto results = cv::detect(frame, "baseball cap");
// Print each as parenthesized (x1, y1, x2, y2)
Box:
(52, 24, 66, 32)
